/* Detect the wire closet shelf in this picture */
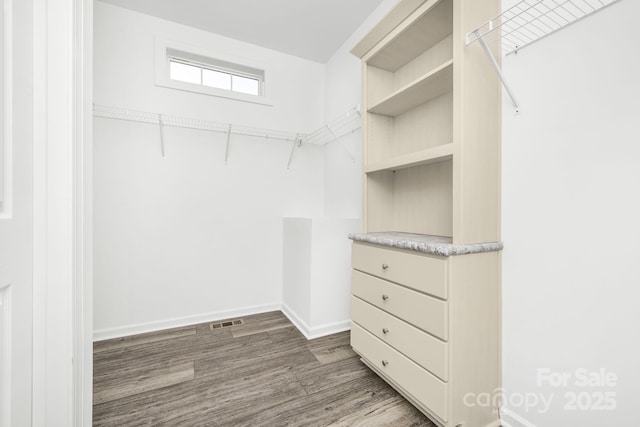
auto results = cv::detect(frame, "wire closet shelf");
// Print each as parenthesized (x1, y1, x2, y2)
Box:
(93, 104, 361, 167)
(466, 0, 622, 55)
(93, 104, 361, 146)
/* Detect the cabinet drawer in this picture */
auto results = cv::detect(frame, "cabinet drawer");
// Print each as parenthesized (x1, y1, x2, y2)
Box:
(352, 270, 448, 341)
(352, 243, 447, 299)
(352, 296, 447, 381)
(351, 323, 448, 421)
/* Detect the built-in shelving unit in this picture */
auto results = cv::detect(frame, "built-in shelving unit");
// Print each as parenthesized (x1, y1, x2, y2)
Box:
(349, 0, 502, 426)
(360, 0, 456, 238)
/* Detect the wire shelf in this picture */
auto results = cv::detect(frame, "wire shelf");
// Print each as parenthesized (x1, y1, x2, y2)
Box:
(93, 104, 305, 143)
(93, 104, 362, 147)
(93, 104, 362, 166)
(466, 0, 622, 55)
(302, 105, 362, 146)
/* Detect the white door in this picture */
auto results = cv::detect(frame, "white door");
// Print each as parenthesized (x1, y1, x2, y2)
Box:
(0, 0, 34, 425)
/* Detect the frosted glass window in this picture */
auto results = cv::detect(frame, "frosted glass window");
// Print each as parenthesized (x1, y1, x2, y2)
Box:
(169, 60, 201, 85)
(203, 69, 231, 91)
(232, 75, 260, 96)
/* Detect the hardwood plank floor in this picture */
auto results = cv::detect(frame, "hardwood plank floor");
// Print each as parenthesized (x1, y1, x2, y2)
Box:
(94, 361, 195, 405)
(93, 311, 436, 426)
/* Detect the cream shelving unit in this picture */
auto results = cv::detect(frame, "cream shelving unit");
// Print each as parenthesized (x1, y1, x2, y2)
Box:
(349, 0, 503, 426)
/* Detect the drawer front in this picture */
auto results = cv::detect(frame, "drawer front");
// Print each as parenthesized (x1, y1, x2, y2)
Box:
(352, 270, 448, 341)
(351, 323, 448, 421)
(352, 243, 447, 299)
(352, 296, 448, 381)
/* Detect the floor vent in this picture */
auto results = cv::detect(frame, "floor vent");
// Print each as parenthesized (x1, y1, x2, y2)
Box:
(210, 319, 243, 330)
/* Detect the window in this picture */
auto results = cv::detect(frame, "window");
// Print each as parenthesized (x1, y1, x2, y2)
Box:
(168, 58, 262, 96)
(155, 39, 270, 104)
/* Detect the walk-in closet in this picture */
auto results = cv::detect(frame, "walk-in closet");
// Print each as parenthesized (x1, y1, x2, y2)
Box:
(1, 0, 637, 426)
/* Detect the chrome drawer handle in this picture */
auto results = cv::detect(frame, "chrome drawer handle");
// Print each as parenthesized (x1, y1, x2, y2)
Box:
(381, 294, 389, 301)
(382, 264, 389, 270)
(382, 328, 389, 335)
(382, 360, 389, 367)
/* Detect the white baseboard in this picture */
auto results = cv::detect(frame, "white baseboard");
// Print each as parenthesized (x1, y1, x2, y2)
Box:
(501, 407, 537, 427)
(307, 318, 351, 339)
(280, 303, 351, 340)
(93, 303, 281, 341)
(280, 303, 311, 338)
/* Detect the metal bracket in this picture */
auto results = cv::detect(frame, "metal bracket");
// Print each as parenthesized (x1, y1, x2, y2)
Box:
(286, 134, 302, 170)
(326, 124, 355, 163)
(158, 114, 166, 159)
(224, 124, 232, 165)
(473, 30, 520, 114)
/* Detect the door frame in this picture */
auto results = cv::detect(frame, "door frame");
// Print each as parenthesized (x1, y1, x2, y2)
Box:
(32, 0, 92, 425)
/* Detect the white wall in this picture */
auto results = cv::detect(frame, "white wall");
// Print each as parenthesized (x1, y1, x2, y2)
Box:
(501, 1, 640, 426)
(282, 217, 359, 338)
(309, 218, 361, 327)
(282, 218, 312, 326)
(93, 2, 326, 338)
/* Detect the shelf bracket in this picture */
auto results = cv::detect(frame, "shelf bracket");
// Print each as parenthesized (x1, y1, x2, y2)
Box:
(473, 30, 520, 113)
(224, 124, 232, 165)
(326, 124, 355, 163)
(158, 114, 166, 159)
(286, 134, 302, 170)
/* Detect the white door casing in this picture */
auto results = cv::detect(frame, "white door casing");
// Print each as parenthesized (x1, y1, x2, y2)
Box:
(32, 0, 93, 425)
(0, 0, 93, 425)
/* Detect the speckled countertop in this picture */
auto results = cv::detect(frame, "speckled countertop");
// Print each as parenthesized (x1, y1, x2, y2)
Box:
(348, 232, 503, 257)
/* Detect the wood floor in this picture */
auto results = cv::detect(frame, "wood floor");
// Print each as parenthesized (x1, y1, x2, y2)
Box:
(93, 311, 436, 426)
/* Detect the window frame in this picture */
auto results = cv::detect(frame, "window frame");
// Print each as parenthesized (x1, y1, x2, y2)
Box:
(155, 38, 272, 106)
(167, 57, 263, 96)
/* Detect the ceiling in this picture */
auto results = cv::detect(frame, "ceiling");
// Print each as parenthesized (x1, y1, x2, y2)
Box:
(97, 0, 385, 63)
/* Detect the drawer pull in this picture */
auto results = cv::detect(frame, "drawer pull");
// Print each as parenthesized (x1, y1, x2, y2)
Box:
(381, 360, 389, 367)
(382, 264, 389, 270)
(381, 294, 389, 301)
(382, 328, 389, 335)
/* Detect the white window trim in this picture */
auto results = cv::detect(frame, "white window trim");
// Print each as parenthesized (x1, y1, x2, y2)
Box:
(155, 38, 273, 106)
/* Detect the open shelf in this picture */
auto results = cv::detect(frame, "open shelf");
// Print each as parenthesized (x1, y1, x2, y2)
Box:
(366, 0, 453, 72)
(366, 160, 453, 237)
(368, 60, 453, 117)
(366, 89, 453, 166)
(365, 143, 453, 174)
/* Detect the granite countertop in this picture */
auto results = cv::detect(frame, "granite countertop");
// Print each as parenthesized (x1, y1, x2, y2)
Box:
(348, 231, 503, 257)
